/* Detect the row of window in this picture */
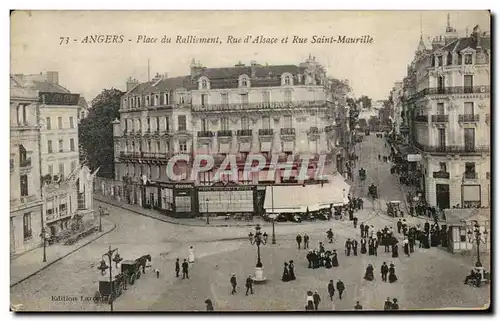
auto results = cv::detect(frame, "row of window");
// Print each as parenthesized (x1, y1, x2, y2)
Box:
(46, 161, 78, 177)
(430, 127, 477, 149)
(434, 51, 489, 67)
(433, 101, 476, 115)
(124, 92, 186, 109)
(198, 91, 292, 107)
(47, 138, 76, 153)
(125, 116, 176, 132)
(45, 116, 75, 130)
(436, 162, 480, 174)
(199, 74, 294, 91)
(435, 75, 475, 89)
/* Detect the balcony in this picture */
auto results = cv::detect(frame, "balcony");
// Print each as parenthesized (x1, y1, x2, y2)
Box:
(414, 115, 428, 123)
(433, 171, 450, 179)
(463, 172, 478, 180)
(431, 115, 449, 123)
(409, 86, 490, 100)
(217, 130, 233, 137)
(458, 114, 479, 123)
(258, 129, 274, 136)
(119, 151, 169, 161)
(414, 143, 490, 154)
(20, 158, 32, 170)
(192, 100, 328, 112)
(237, 129, 253, 137)
(197, 131, 215, 138)
(280, 128, 296, 136)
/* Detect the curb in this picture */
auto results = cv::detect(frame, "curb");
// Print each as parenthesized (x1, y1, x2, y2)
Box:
(10, 220, 117, 288)
(94, 196, 312, 229)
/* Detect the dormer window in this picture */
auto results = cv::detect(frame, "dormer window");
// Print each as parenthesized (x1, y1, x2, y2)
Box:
(199, 77, 210, 90)
(201, 79, 208, 89)
(436, 55, 443, 67)
(464, 54, 473, 65)
(145, 95, 150, 107)
(281, 73, 294, 86)
(238, 75, 250, 88)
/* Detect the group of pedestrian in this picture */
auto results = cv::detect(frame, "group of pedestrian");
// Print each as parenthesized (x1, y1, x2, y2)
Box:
(282, 260, 296, 282)
(295, 233, 310, 249)
(306, 243, 339, 269)
(305, 280, 346, 311)
(229, 273, 255, 296)
(384, 297, 400, 310)
(175, 258, 190, 279)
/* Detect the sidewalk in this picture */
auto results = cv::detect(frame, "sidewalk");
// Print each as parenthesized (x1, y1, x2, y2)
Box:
(94, 193, 322, 229)
(10, 218, 116, 287)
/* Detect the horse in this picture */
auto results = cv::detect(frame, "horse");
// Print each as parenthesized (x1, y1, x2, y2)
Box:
(135, 254, 152, 274)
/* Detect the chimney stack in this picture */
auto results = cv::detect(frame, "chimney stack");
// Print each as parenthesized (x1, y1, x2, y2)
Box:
(126, 76, 139, 92)
(46, 71, 59, 85)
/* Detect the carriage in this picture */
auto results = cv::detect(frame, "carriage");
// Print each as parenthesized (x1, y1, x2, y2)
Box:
(386, 201, 401, 217)
(95, 273, 127, 303)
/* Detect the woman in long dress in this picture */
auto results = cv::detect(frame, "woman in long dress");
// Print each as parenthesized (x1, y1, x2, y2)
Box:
(403, 238, 410, 256)
(368, 239, 374, 256)
(388, 264, 398, 283)
(331, 250, 339, 267)
(288, 260, 296, 280)
(305, 291, 314, 311)
(188, 246, 195, 263)
(392, 243, 399, 258)
(364, 264, 375, 281)
(360, 238, 367, 254)
(282, 262, 290, 282)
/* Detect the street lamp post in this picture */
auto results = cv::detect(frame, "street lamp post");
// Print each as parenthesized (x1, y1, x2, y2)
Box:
(39, 228, 48, 262)
(465, 220, 489, 268)
(271, 185, 276, 244)
(248, 224, 268, 282)
(97, 246, 123, 312)
(205, 198, 210, 225)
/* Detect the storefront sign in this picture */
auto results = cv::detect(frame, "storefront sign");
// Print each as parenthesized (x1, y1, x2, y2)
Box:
(174, 184, 194, 189)
(198, 186, 253, 192)
(407, 154, 422, 162)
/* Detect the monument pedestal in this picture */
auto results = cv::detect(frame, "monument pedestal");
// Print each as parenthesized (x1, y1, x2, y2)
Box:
(252, 267, 267, 283)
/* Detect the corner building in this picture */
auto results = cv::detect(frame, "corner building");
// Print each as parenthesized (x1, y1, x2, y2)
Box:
(402, 22, 490, 209)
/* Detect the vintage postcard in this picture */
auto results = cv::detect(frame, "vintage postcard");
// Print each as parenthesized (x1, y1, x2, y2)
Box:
(10, 10, 491, 312)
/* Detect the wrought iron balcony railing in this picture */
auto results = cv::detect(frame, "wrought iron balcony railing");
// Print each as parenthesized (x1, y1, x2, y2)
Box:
(280, 128, 296, 135)
(197, 131, 215, 138)
(458, 114, 480, 123)
(308, 126, 319, 134)
(217, 130, 233, 137)
(414, 142, 490, 154)
(258, 129, 274, 136)
(119, 151, 169, 160)
(192, 100, 328, 112)
(237, 129, 253, 136)
(433, 171, 450, 179)
(463, 172, 478, 180)
(414, 115, 428, 122)
(409, 86, 490, 100)
(20, 158, 32, 168)
(431, 115, 449, 123)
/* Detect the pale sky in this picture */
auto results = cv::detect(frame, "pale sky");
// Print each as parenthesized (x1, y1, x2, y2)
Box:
(10, 10, 490, 103)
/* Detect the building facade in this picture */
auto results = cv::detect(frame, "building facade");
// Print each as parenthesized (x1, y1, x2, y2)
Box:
(390, 82, 403, 135)
(10, 82, 44, 256)
(113, 57, 345, 215)
(11, 72, 95, 239)
(400, 20, 491, 209)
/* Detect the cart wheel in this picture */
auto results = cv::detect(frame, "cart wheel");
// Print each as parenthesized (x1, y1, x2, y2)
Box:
(136, 271, 141, 279)
(129, 274, 136, 285)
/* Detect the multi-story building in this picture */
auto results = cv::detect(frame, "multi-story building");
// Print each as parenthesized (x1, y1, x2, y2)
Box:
(390, 82, 403, 135)
(400, 19, 490, 209)
(11, 72, 95, 237)
(10, 80, 43, 256)
(113, 56, 349, 216)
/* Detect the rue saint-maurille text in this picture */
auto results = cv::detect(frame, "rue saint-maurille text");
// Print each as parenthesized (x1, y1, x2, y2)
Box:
(59, 34, 374, 45)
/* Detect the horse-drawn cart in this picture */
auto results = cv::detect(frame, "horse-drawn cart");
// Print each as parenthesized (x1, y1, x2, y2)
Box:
(95, 273, 127, 303)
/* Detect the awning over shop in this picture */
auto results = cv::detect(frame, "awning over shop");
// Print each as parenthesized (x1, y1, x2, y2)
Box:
(261, 142, 272, 152)
(283, 141, 294, 152)
(264, 174, 350, 211)
(270, 206, 305, 214)
(239, 142, 251, 152)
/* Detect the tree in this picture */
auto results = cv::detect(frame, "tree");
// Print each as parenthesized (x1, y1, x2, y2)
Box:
(357, 96, 372, 109)
(358, 118, 368, 130)
(368, 116, 380, 132)
(78, 88, 123, 178)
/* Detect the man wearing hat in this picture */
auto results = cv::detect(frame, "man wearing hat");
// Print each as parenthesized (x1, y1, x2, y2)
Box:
(392, 298, 399, 310)
(384, 297, 392, 310)
(245, 275, 253, 295)
(230, 273, 237, 295)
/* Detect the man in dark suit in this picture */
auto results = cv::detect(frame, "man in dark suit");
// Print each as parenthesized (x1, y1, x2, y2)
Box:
(245, 275, 253, 295)
(181, 259, 189, 279)
(327, 280, 335, 301)
(336, 280, 345, 300)
(380, 262, 389, 282)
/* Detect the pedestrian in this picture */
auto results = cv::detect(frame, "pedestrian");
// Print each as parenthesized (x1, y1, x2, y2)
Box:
(296, 233, 302, 249)
(360, 237, 367, 254)
(288, 260, 296, 280)
(306, 250, 313, 268)
(182, 259, 189, 279)
(327, 280, 335, 301)
(364, 263, 375, 281)
(389, 264, 398, 283)
(205, 299, 214, 311)
(230, 273, 237, 294)
(188, 245, 195, 263)
(304, 234, 310, 249)
(403, 238, 410, 257)
(352, 239, 358, 256)
(360, 222, 365, 238)
(345, 238, 351, 256)
(245, 275, 253, 295)
(175, 258, 180, 278)
(384, 297, 392, 310)
(392, 298, 399, 310)
(353, 216, 358, 229)
(305, 291, 314, 311)
(380, 262, 389, 282)
(354, 301, 363, 310)
(154, 267, 160, 278)
(282, 262, 290, 282)
(331, 250, 339, 267)
(336, 279, 345, 300)
(313, 291, 321, 310)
